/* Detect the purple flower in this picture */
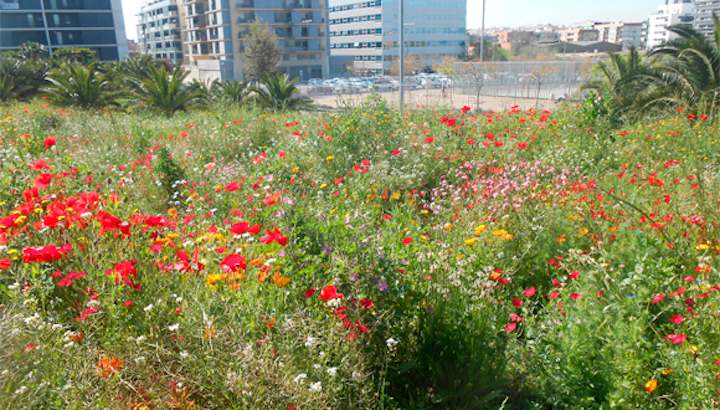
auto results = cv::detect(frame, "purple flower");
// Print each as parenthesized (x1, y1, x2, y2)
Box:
(377, 279, 388, 292)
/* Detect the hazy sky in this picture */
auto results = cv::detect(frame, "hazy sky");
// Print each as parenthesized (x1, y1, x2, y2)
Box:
(122, 0, 663, 40)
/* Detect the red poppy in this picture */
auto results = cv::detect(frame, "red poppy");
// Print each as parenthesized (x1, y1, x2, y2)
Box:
(225, 181, 241, 192)
(0, 258, 9, 270)
(570, 293, 581, 300)
(461, 105, 471, 112)
(424, 136, 434, 144)
(512, 298, 523, 307)
(651, 294, 664, 304)
(43, 138, 56, 148)
(467, 139, 476, 145)
(517, 142, 529, 149)
(568, 271, 579, 279)
(664, 334, 686, 344)
(360, 298, 374, 309)
(523, 287, 536, 297)
(229, 221, 261, 235)
(260, 227, 288, 246)
(504, 323, 517, 332)
(392, 149, 401, 156)
(670, 315, 684, 324)
(402, 237, 413, 245)
(547, 291, 560, 300)
(320, 285, 343, 301)
(220, 254, 247, 272)
(304, 288, 316, 299)
(34, 173, 53, 189)
(510, 313, 523, 322)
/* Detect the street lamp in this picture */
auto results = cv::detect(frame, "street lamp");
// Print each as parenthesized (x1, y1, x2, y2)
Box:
(399, 0, 404, 108)
(479, 0, 486, 63)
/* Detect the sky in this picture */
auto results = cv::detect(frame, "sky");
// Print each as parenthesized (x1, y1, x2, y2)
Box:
(121, 0, 663, 40)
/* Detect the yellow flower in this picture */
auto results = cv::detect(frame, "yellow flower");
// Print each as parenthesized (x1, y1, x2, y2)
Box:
(392, 192, 401, 200)
(291, 167, 299, 173)
(661, 369, 673, 376)
(464, 238, 476, 246)
(326, 156, 334, 161)
(474, 225, 486, 236)
(206, 274, 221, 285)
(696, 243, 709, 251)
(645, 378, 657, 392)
(578, 228, 589, 235)
(320, 183, 327, 189)
(492, 229, 508, 237)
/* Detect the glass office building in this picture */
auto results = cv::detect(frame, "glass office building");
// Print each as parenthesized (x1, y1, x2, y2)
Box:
(0, 0, 129, 60)
(138, 0, 183, 62)
(328, 0, 467, 76)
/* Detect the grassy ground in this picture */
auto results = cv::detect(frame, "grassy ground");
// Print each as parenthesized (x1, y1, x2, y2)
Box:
(1, 96, 720, 409)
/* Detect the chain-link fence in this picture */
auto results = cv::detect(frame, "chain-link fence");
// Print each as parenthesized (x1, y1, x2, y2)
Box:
(301, 59, 607, 110)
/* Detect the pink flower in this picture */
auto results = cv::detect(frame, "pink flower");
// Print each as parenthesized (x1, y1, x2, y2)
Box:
(664, 334, 687, 344)
(504, 323, 517, 332)
(670, 315, 684, 324)
(570, 293, 582, 300)
(523, 287, 536, 297)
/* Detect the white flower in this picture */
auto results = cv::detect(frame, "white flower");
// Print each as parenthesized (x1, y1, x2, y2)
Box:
(293, 373, 307, 384)
(179, 350, 189, 358)
(305, 336, 317, 348)
(313, 363, 322, 370)
(308, 381, 322, 393)
(168, 323, 180, 332)
(386, 337, 399, 349)
(352, 371, 363, 382)
(319, 351, 326, 358)
(143, 304, 154, 312)
(327, 367, 338, 377)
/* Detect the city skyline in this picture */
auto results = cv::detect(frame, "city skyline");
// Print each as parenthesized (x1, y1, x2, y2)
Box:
(122, 0, 664, 40)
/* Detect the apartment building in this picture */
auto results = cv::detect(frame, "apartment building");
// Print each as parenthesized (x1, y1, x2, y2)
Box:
(137, 0, 183, 62)
(0, 0, 128, 60)
(328, 0, 467, 76)
(179, 0, 329, 81)
(694, 0, 720, 40)
(558, 28, 599, 43)
(595, 22, 646, 50)
(647, 0, 694, 49)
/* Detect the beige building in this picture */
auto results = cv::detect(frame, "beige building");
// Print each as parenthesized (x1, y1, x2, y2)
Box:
(558, 28, 599, 42)
(179, 0, 330, 81)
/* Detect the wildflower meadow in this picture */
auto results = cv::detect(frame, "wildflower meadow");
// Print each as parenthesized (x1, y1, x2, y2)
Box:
(1, 94, 720, 409)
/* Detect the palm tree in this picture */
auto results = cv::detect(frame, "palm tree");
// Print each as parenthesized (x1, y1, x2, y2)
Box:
(128, 64, 204, 116)
(215, 79, 252, 105)
(42, 63, 123, 109)
(0, 57, 32, 102)
(646, 13, 720, 113)
(252, 73, 313, 111)
(188, 78, 218, 105)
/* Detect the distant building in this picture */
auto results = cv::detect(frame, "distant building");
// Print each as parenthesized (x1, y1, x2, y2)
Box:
(137, 0, 183, 63)
(558, 28, 599, 43)
(0, 0, 128, 60)
(179, 0, 329, 81)
(128, 39, 142, 55)
(534, 31, 560, 45)
(647, 0, 694, 49)
(694, 0, 720, 41)
(596, 22, 646, 50)
(496, 30, 534, 51)
(328, 0, 467, 77)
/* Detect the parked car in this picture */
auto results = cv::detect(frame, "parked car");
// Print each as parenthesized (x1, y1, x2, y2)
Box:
(307, 79, 334, 94)
(369, 77, 399, 91)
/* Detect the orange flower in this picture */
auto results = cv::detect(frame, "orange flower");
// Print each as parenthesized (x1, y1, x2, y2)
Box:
(263, 316, 276, 328)
(249, 258, 265, 266)
(167, 207, 178, 218)
(645, 378, 657, 392)
(204, 326, 216, 339)
(257, 271, 267, 283)
(96, 356, 123, 378)
(273, 273, 291, 287)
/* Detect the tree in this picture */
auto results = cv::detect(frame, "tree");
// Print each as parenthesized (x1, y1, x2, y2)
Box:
(252, 73, 313, 111)
(389, 54, 423, 76)
(215, 80, 252, 105)
(242, 20, 282, 82)
(528, 64, 560, 106)
(460, 61, 496, 106)
(129, 64, 204, 116)
(42, 63, 123, 109)
(53, 48, 97, 65)
(433, 56, 460, 77)
(0, 57, 32, 102)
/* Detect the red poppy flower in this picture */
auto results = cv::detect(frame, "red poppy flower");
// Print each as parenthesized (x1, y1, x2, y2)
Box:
(517, 142, 529, 149)
(225, 181, 241, 192)
(510, 313, 522, 322)
(523, 287, 536, 297)
(512, 298, 523, 307)
(570, 293, 581, 300)
(547, 291, 560, 300)
(0, 258, 9, 270)
(123, 300, 133, 307)
(402, 237, 413, 245)
(504, 323, 517, 332)
(260, 227, 288, 246)
(43, 138, 56, 148)
(424, 136, 434, 144)
(360, 298, 374, 309)
(670, 315, 684, 324)
(320, 285, 343, 301)
(34, 173, 52, 189)
(651, 294, 665, 303)
(664, 334, 686, 344)
(467, 139, 476, 145)
(220, 254, 247, 272)
(568, 271, 579, 279)
(461, 105, 471, 112)
(304, 288, 316, 298)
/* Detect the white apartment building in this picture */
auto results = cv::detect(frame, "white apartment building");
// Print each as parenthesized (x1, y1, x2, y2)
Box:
(138, 0, 183, 62)
(596, 22, 646, 50)
(694, 0, 720, 40)
(328, 0, 467, 76)
(647, 0, 694, 49)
